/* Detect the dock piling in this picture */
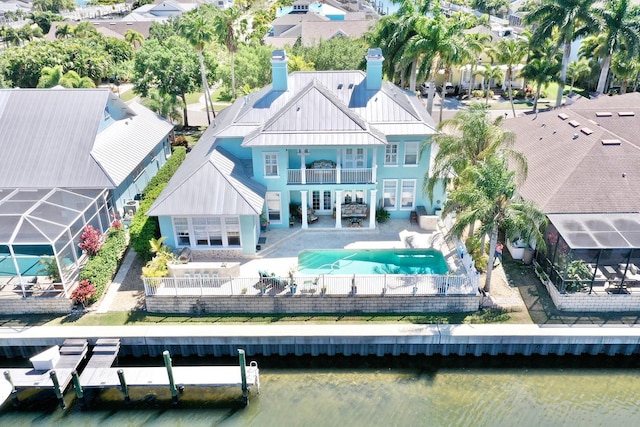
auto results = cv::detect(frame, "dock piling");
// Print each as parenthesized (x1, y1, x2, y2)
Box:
(117, 369, 131, 404)
(163, 350, 179, 405)
(71, 370, 85, 407)
(4, 370, 19, 406)
(238, 349, 248, 405)
(49, 370, 66, 409)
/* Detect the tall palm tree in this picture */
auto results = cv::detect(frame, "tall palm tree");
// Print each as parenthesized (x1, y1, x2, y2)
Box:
(212, 5, 247, 100)
(476, 63, 503, 106)
(525, 0, 599, 107)
(493, 37, 528, 117)
(444, 154, 546, 292)
(463, 31, 492, 98)
(592, 0, 640, 94)
(567, 58, 591, 95)
(520, 55, 561, 113)
(179, 11, 215, 123)
(610, 53, 640, 94)
(421, 103, 526, 204)
(124, 29, 144, 49)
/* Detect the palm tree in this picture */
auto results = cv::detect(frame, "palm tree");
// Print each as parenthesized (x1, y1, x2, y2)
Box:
(60, 70, 95, 88)
(73, 21, 98, 38)
(520, 56, 561, 114)
(212, 5, 247, 100)
(124, 29, 144, 49)
(493, 37, 528, 117)
(444, 154, 546, 293)
(567, 58, 591, 95)
(55, 23, 73, 39)
(288, 54, 314, 72)
(37, 65, 64, 88)
(476, 63, 503, 106)
(144, 89, 184, 125)
(524, 0, 599, 107)
(37, 65, 96, 88)
(463, 31, 492, 98)
(610, 53, 640, 94)
(179, 11, 215, 123)
(592, 0, 640, 94)
(422, 103, 526, 205)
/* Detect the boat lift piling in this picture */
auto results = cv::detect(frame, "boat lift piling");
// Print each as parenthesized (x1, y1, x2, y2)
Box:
(3, 370, 19, 406)
(71, 370, 85, 407)
(49, 370, 65, 409)
(238, 349, 248, 405)
(117, 369, 131, 404)
(163, 350, 179, 405)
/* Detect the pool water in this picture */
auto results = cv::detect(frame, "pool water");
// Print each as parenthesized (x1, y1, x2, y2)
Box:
(298, 249, 449, 275)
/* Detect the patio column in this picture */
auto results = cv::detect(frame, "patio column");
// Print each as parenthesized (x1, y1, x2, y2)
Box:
(368, 189, 377, 229)
(8, 245, 26, 298)
(336, 150, 341, 184)
(301, 152, 307, 185)
(335, 190, 343, 229)
(301, 190, 309, 229)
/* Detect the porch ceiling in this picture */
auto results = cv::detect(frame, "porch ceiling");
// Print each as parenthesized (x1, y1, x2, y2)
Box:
(548, 213, 640, 249)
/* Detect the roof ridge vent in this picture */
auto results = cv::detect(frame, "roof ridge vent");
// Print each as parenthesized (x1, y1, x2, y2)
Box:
(601, 139, 621, 146)
(619, 111, 635, 117)
(595, 112, 612, 117)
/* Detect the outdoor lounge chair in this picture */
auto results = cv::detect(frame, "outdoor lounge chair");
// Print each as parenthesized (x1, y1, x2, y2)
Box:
(258, 270, 286, 291)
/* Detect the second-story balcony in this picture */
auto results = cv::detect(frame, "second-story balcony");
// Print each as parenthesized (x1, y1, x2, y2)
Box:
(287, 167, 374, 185)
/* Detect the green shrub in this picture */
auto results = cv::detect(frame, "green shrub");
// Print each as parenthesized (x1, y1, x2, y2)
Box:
(79, 226, 128, 305)
(465, 235, 488, 273)
(376, 209, 391, 223)
(130, 147, 186, 261)
(471, 90, 484, 98)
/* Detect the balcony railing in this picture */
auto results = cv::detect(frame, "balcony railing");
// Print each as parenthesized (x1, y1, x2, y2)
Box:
(287, 168, 373, 185)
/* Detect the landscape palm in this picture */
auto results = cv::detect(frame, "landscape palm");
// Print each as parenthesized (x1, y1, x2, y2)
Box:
(475, 63, 503, 106)
(73, 21, 98, 38)
(179, 11, 215, 123)
(144, 89, 184, 125)
(567, 58, 591, 95)
(610, 54, 640, 94)
(463, 31, 492, 98)
(212, 5, 247, 100)
(124, 29, 144, 49)
(520, 55, 561, 114)
(443, 154, 546, 292)
(492, 38, 527, 117)
(592, 0, 640, 94)
(54, 23, 73, 39)
(37, 65, 95, 88)
(525, 0, 599, 107)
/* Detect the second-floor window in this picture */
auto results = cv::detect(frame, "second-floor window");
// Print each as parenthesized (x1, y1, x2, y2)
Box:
(385, 143, 398, 165)
(264, 152, 279, 177)
(404, 142, 419, 166)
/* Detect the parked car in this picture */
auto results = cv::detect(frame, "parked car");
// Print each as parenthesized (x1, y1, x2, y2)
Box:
(419, 82, 433, 96)
(438, 82, 455, 95)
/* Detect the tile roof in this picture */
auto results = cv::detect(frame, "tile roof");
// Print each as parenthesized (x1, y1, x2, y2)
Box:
(503, 92, 640, 214)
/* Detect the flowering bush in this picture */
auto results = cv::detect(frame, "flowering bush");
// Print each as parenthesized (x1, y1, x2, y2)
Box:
(78, 225, 103, 256)
(111, 219, 123, 229)
(71, 279, 96, 306)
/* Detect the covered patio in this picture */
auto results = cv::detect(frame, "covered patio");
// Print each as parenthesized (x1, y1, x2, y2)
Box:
(537, 213, 640, 295)
(0, 188, 111, 298)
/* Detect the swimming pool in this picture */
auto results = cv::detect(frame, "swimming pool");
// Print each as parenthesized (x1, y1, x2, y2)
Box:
(297, 249, 449, 275)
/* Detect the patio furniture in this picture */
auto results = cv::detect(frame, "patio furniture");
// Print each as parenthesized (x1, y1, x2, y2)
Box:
(257, 270, 286, 292)
(297, 206, 318, 223)
(410, 211, 418, 224)
(349, 217, 362, 227)
(334, 202, 369, 219)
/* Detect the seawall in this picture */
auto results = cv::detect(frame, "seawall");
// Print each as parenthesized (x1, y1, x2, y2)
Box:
(1, 324, 640, 358)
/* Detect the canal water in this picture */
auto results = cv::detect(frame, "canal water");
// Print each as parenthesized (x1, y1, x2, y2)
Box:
(1, 354, 640, 426)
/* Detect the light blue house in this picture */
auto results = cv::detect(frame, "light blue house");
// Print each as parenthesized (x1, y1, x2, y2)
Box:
(147, 49, 440, 257)
(0, 89, 173, 295)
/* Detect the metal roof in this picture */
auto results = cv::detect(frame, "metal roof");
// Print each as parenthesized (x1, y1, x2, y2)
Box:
(548, 213, 640, 249)
(92, 102, 173, 186)
(0, 89, 114, 189)
(147, 147, 266, 217)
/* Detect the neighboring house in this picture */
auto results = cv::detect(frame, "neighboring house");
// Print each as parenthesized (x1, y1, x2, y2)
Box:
(265, 0, 376, 48)
(0, 1, 30, 26)
(147, 49, 439, 258)
(46, 21, 153, 41)
(503, 93, 640, 307)
(122, 0, 198, 22)
(0, 89, 173, 295)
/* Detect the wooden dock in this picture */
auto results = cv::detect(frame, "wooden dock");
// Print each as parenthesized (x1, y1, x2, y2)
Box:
(1, 339, 88, 408)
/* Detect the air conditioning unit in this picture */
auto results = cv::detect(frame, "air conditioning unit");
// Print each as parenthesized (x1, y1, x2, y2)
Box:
(124, 200, 139, 216)
(297, 149, 310, 155)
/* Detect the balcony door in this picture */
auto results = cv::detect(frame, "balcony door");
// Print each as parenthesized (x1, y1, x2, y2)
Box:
(312, 190, 333, 214)
(342, 148, 366, 169)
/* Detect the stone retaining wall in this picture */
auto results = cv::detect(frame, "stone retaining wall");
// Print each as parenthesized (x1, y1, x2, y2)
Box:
(145, 295, 480, 314)
(545, 280, 640, 312)
(0, 297, 72, 314)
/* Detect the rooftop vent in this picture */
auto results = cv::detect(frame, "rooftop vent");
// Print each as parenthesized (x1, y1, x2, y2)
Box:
(596, 112, 612, 117)
(581, 128, 594, 135)
(337, 83, 343, 89)
(619, 111, 635, 117)
(572, 133, 579, 140)
(601, 139, 621, 146)
(558, 113, 569, 120)
(348, 83, 354, 89)
(568, 120, 580, 127)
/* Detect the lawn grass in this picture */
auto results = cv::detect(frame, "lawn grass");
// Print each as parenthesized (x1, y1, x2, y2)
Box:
(185, 92, 202, 105)
(119, 89, 137, 102)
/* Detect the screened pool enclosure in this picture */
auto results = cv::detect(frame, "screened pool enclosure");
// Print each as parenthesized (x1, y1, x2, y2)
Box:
(537, 213, 640, 294)
(0, 188, 112, 297)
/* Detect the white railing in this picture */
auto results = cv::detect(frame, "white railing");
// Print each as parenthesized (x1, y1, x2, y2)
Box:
(287, 168, 373, 184)
(144, 273, 477, 297)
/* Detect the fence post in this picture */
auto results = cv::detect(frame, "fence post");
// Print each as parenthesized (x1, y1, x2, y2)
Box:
(174, 277, 178, 297)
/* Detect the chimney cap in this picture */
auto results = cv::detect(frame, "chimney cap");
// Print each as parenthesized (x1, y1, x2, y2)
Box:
(271, 50, 287, 61)
(367, 48, 383, 60)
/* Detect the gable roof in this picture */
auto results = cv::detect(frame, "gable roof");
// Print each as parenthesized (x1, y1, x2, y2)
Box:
(503, 92, 640, 214)
(299, 20, 375, 47)
(0, 88, 172, 190)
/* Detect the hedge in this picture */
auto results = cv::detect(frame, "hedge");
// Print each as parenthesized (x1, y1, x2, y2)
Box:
(80, 226, 128, 305)
(130, 146, 187, 262)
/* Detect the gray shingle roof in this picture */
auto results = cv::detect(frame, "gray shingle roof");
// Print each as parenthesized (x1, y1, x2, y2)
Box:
(503, 93, 640, 214)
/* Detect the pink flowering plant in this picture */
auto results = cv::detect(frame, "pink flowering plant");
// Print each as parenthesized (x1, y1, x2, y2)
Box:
(78, 225, 103, 256)
(71, 279, 96, 306)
